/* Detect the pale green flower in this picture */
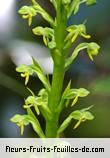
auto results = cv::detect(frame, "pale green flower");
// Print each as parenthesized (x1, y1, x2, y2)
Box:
(87, 42, 100, 61)
(33, 27, 56, 49)
(65, 24, 91, 43)
(16, 65, 34, 85)
(18, 6, 37, 26)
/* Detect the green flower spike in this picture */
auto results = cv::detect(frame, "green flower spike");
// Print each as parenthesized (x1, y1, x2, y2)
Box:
(18, 6, 37, 26)
(65, 24, 91, 44)
(16, 65, 34, 85)
(87, 42, 100, 61)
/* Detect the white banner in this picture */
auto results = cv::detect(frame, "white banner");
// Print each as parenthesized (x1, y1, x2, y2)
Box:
(0, 138, 109, 158)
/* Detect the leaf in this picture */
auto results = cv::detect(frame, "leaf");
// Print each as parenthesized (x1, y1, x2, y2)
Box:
(65, 43, 88, 68)
(73, 1, 80, 14)
(57, 116, 72, 134)
(62, 81, 71, 99)
(27, 115, 45, 138)
(31, 57, 51, 92)
(27, 109, 46, 137)
(50, 0, 57, 9)
(33, 2, 55, 27)
(57, 81, 72, 111)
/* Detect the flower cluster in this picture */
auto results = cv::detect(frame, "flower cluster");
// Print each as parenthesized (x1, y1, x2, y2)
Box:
(10, 0, 100, 138)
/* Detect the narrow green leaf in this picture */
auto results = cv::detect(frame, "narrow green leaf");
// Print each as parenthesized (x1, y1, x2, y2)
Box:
(33, 4, 55, 27)
(31, 57, 51, 92)
(50, 0, 57, 10)
(26, 109, 45, 137)
(65, 43, 88, 68)
(57, 116, 72, 134)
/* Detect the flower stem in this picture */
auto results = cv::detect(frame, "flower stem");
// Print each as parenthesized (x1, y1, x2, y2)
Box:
(45, 1, 67, 137)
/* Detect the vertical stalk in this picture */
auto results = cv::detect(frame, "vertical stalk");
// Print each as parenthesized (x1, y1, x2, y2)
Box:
(46, 1, 67, 137)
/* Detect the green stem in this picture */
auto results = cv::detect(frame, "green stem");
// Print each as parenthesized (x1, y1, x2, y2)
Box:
(46, 58, 65, 137)
(45, 1, 67, 137)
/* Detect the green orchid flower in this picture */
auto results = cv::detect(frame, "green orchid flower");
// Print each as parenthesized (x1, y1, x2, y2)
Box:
(64, 87, 90, 106)
(18, 6, 37, 26)
(87, 42, 100, 61)
(16, 65, 34, 85)
(24, 96, 41, 115)
(33, 26, 56, 49)
(65, 24, 91, 44)
(57, 106, 94, 134)
(10, 115, 29, 135)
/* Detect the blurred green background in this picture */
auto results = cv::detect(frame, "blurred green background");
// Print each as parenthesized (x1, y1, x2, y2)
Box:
(0, 0, 110, 138)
